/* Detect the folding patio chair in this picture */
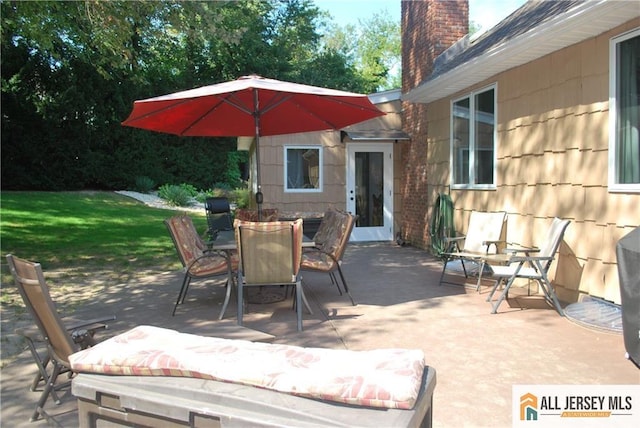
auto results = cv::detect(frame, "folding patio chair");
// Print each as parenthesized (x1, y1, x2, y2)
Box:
(6, 254, 114, 422)
(204, 197, 233, 241)
(439, 211, 508, 290)
(485, 217, 570, 315)
(165, 215, 237, 317)
(235, 218, 309, 331)
(301, 209, 356, 305)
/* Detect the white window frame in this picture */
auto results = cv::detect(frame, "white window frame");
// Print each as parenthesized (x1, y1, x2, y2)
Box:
(284, 145, 323, 193)
(450, 84, 497, 190)
(608, 28, 640, 193)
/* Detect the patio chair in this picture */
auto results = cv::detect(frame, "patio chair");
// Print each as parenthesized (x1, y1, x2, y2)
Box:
(301, 209, 356, 305)
(235, 218, 308, 331)
(165, 215, 236, 318)
(439, 210, 508, 290)
(204, 197, 233, 241)
(485, 217, 571, 315)
(235, 208, 279, 222)
(5, 254, 114, 422)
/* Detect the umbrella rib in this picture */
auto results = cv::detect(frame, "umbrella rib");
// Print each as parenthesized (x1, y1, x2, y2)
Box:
(125, 98, 207, 123)
(178, 96, 232, 136)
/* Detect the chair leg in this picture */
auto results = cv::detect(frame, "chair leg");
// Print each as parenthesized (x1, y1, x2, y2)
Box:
(292, 282, 314, 315)
(237, 273, 244, 326)
(335, 265, 356, 306)
(536, 276, 565, 316)
(486, 278, 504, 302)
(329, 272, 343, 295)
(172, 274, 191, 316)
(218, 278, 233, 321)
(31, 359, 63, 421)
(295, 279, 303, 331)
(475, 261, 486, 292)
(179, 276, 192, 304)
(438, 256, 450, 285)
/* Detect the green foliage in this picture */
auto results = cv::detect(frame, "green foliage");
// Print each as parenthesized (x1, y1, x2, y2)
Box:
(133, 176, 156, 193)
(231, 188, 251, 209)
(320, 11, 400, 92)
(177, 183, 199, 198)
(0, 191, 206, 271)
(1, 0, 393, 191)
(157, 184, 192, 207)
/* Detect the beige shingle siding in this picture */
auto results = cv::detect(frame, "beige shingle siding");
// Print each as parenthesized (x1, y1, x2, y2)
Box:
(413, 20, 640, 305)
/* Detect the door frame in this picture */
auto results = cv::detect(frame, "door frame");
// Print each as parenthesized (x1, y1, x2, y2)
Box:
(346, 142, 394, 242)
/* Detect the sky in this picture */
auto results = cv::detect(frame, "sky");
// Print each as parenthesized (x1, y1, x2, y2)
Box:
(316, 0, 528, 33)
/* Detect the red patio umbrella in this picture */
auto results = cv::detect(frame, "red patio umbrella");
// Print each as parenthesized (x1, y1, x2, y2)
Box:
(122, 75, 385, 214)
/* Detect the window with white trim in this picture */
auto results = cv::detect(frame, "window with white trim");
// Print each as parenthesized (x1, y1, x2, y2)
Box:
(284, 146, 322, 192)
(451, 85, 496, 188)
(609, 28, 640, 192)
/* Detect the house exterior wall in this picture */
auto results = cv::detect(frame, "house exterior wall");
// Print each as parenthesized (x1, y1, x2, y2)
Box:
(413, 19, 640, 304)
(257, 98, 405, 226)
(258, 131, 346, 215)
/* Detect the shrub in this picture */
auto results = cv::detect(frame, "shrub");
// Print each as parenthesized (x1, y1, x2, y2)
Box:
(133, 176, 155, 193)
(231, 188, 251, 208)
(178, 183, 199, 197)
(158, 184, 192, 206)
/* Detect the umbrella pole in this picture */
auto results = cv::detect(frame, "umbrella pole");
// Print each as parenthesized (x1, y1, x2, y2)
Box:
(253, 89, 263, 221)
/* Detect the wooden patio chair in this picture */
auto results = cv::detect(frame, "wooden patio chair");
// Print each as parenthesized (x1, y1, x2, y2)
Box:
(165, 215, 236, 318)
(6, 254, 114, 422)
(235, 218, 308, 331)
(301, 209, 356, 305)
(439, 210, 508, 290)
(486, 217, 570, 315)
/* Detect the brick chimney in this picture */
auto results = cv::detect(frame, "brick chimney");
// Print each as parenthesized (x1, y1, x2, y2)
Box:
(400, 0, 468, 247)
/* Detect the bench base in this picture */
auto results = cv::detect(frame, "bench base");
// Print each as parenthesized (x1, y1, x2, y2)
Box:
(73, 367, 435, 428)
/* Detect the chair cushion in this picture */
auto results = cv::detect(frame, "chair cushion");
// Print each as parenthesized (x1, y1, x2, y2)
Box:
(189, 254, 229, 276)
(69, 325, 425, 410)
(301, 250, 334, 272)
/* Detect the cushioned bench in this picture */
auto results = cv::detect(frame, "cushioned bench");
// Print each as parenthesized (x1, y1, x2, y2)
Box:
(70, 326, 436, 427)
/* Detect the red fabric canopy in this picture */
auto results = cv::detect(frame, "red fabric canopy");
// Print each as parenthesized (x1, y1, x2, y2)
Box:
(122, 75, 385, 137)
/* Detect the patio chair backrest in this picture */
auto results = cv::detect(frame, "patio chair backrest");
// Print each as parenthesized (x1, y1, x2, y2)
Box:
(165, 215, 207, 268)
(235, 219, 303, 285)
(316, 209, 355, 264)
(205, 197, 233, 233)
(6, 254, 77, 366)
(462, 211, 507, 254)
(537, 217, 571, 270)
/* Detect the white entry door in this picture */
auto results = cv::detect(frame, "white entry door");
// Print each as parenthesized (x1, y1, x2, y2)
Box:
(346, 143, 393, 242)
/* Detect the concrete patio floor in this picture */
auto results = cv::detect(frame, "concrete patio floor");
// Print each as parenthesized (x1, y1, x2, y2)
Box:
(1, 242, 638, 427)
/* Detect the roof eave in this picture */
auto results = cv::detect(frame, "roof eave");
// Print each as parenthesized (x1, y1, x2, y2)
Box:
(403, 0, 638, 104)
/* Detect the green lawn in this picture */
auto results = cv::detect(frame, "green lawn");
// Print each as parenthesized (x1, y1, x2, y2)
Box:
(0, 191, 207, 273)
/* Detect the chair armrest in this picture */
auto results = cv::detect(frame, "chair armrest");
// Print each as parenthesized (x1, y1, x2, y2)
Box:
(508, 255, 553, 263)
(64, 316, 116, 332)
(504, 245, 540, 254)
(443, 236, 465, 243)
(482, 239, 506, 253)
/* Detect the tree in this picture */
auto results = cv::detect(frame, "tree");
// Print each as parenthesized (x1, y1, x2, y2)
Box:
(1, 0, 370, 191)
(320, 11, 401, 92)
